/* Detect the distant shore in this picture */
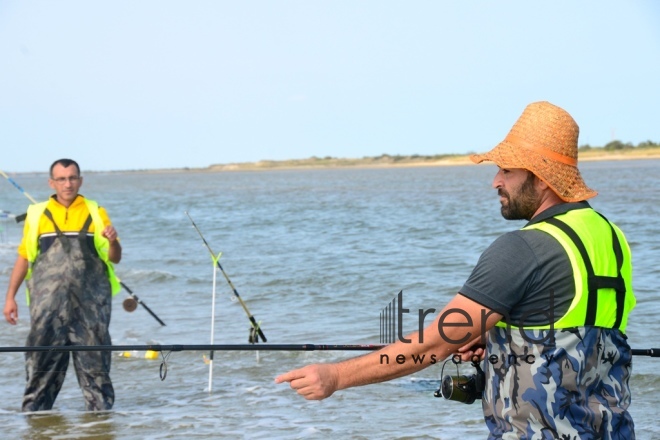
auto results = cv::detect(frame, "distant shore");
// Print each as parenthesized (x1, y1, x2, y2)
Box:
(165, 146, 660, 174)
(10, 147, 660, 175)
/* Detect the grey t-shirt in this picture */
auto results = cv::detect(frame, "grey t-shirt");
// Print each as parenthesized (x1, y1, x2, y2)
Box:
(459, 202, 592, 326)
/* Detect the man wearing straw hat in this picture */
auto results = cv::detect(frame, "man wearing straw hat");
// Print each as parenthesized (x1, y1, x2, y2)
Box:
(277, 101, 636, 438)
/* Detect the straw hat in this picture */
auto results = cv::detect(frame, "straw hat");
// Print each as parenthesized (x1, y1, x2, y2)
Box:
(470, 101, 597, 202)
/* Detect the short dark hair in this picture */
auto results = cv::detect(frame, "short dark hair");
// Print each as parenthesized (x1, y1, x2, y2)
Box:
(50, 159, 80, 177)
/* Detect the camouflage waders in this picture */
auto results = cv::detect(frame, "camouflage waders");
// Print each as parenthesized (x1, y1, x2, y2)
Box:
(23, 211, 114, 411)
(483, 326, 634, 439)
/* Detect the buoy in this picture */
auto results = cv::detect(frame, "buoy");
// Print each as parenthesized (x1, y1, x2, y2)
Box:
(118, 350, 159, 360)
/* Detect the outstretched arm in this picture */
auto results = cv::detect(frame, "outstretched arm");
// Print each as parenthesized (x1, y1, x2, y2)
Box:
(275, 294, 502, 400)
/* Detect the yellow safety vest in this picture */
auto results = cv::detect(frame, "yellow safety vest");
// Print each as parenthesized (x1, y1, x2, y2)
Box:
(496, 207, 635, 332)
(24, 198, 121, 302)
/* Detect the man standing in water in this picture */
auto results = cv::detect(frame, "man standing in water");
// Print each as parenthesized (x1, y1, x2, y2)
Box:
(276, 102, 636, 438)
(3, 159, 122, 412)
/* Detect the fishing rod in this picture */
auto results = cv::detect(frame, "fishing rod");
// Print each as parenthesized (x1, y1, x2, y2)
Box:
(208, 250, 219, 392)
(0, 344, 656, 356)
(185, 211, 267, 342)
(632, 348, 660, 357)
(0, 343, 384, 381)
(0, 344, 384, 353)
(120, 281, 166, 326)
(1, 168, 163, 325)
(1, 169, 38, 222)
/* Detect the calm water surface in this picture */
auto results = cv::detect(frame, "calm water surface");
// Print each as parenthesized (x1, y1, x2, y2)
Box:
(0, 160, 658, 439)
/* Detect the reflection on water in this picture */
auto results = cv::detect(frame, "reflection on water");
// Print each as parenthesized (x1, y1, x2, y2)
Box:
(23, 412, 117, 440)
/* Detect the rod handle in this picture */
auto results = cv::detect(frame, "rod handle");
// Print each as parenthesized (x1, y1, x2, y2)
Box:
(632, 348, 660, 357)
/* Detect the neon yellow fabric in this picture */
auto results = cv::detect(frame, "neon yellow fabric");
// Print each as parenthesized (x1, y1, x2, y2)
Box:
(83, 198, 121, 296)
(19, 196, 112, 258)
(497, 207, 635, 332)
(24, 201, 49, 266)
(22, 196, 121, 303)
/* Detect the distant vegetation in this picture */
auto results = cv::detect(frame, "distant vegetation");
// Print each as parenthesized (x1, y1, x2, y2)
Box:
(579, 139, 660, 151)
(208, 153, 467, 171)
(205, 140, 659, 172)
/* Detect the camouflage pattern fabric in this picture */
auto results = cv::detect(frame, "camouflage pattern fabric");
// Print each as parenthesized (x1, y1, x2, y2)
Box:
(482, 326, 634, 439)
(23, 218, 113, 412)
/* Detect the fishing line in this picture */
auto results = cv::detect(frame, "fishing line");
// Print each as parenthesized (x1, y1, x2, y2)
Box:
(185, 211, 267, 342)
(0, 168, 163, 324)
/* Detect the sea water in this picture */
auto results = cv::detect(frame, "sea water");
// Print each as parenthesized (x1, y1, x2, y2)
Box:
(0, 160, 658, 439)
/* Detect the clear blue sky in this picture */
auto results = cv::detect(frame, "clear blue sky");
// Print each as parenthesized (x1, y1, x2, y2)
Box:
(1, 1, 659, 173)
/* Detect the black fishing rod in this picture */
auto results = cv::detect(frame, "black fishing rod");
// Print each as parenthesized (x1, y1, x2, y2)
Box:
(0, 344, 384, 381)
(0, 344, 657, 356)
(1, 169, 164, 325)
(0, 344, 384, 353)
(632, 348, 660, 357)
(120, 281, 166, 326)
(185, 211, 267, 342)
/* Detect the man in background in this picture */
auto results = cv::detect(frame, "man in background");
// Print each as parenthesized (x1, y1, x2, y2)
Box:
(3, 158, 122, 412)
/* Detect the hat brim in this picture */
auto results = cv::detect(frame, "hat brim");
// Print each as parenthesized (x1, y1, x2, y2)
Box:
(470, 140, 597, 202)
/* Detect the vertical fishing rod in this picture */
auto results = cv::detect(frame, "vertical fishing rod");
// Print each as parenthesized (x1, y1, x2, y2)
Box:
(1, 168, 164, 325)
(185, 211, 267, 342)
(208, 252, 220, 393)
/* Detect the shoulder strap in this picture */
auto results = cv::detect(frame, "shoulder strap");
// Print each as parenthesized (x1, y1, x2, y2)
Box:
(542, 215, 626, 329)
(42, 208, 63, 236)
(42, 208, 71, 253)
(78, 214, 93, 236)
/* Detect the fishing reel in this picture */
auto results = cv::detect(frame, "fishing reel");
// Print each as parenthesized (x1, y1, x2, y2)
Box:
(434, 358, 485, 405)
(123, 297, 138, 312)
(248, 325, 261, 344)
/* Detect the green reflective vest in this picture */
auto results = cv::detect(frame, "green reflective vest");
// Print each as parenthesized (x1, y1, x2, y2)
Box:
(497, 207, 635, 332)
(24, 198, 121, 303)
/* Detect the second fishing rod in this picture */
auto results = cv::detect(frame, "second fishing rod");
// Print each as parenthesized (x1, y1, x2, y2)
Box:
(185, 211, 267, 342)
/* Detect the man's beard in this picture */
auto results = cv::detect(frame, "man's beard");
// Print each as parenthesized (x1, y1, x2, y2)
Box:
(499, 173, 540, 220)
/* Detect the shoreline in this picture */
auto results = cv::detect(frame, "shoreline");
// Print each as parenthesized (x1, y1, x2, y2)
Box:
(131, 148, 660, 174)
(9, 148, 660, 175)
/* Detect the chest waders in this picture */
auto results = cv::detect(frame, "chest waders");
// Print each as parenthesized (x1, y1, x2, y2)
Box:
(483, 209, 635, 440)
(23, 210, 114, 412)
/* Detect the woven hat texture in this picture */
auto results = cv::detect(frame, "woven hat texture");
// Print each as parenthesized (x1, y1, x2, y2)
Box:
(470, 101, 596, 202)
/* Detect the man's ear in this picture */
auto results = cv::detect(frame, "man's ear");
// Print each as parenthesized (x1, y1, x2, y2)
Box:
(534, 174, 550, 191)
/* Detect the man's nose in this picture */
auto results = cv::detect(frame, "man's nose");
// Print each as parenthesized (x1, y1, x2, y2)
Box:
(492, 171, 503, 189)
